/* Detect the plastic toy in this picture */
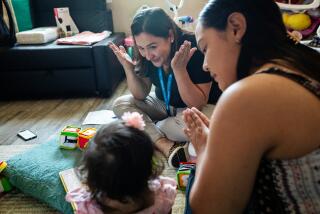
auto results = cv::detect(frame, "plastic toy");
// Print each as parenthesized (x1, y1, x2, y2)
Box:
(0, 161, 12, 193)
(124, 36, 134, 59)
(0, 161, 7, 174)
(59, 125, 81, 150)
(77, 128, 96, 150)
(278, 0, 320, 38)
(276, 0, 320, 11)
(0, 176, 12, 193)
(54, 7, 79, 37)
(176, 162, 195, 191)
(178, 16, 193, 25)
(283, 12, 312, 30)
(164, 0, 197, 31)
(288, 30, 303, 43)
(178, 15, 194, 31)
(165, 0, 185, 21)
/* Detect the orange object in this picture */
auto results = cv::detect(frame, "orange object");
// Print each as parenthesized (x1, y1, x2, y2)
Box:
(77, 128, 96, 150)
(0, 161, 7, 174)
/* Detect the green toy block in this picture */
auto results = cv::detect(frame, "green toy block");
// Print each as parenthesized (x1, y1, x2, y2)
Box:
(177, 169, 191, 191)
(0, 176, 12, 192)
(176, 162, 195, 191)
(59, 126, 81, 150)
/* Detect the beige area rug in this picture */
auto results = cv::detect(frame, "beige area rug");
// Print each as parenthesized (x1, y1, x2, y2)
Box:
(0, 145, 185, 214)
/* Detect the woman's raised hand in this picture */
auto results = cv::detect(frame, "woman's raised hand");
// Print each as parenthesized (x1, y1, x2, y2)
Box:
(183, 107, 210, 155)
(171, 40, 197, 73)
(109, 42, 136, 71)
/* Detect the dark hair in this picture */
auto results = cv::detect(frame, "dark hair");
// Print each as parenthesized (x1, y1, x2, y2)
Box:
(130, 7, 186, 75)
(80, 121, 163, 212)
(199, 0, 320, 81)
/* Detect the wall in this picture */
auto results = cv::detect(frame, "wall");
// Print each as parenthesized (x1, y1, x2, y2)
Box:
(108, 0, 208, 35)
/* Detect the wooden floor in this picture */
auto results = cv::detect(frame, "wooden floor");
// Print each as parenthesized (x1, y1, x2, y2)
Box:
(0, 81, 129, 146)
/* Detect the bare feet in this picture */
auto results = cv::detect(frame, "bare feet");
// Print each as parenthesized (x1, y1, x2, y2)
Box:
(183, 107, 210, 155)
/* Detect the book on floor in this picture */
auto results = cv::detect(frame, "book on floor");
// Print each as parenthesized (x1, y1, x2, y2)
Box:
(59, 168, 82, 212)
(82, 110, 117, 125)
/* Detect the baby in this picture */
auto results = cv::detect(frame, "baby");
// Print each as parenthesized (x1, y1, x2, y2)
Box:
(66, 112, 177, 214)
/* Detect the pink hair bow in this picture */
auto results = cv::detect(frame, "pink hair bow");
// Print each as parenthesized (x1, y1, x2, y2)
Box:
(121, 112, 146, 130)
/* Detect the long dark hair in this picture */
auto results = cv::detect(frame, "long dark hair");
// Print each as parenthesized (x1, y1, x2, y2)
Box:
(80, 121, 163, 212)
(130, 7, 185, 75)
(199, 0, 320, 81)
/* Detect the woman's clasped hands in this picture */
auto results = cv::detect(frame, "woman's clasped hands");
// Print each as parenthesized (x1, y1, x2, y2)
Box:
(183, 107, 210, 155)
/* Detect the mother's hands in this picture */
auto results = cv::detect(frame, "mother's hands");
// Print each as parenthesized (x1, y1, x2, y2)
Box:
(183, 107, 210, 155)
(171, 40, 197, 73)
(109, 42, 136, 71)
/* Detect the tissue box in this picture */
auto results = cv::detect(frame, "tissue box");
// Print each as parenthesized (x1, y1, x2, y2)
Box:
(16, 27, 58, 44)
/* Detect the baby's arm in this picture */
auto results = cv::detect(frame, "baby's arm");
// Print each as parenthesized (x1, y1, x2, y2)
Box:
(66, 187, 104, 214)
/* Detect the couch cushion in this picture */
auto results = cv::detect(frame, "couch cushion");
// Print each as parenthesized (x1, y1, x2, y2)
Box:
(0, 42, 98, 98)
(31, 0, 113, 32)
(0, 42, 94, 70)
(1, 68, 97, 98)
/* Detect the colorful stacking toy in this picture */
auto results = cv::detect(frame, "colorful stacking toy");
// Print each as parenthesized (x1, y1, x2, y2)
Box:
(0, 161, 7, 173)
(59, 126, 81, 150)
(59, 126, 97, 150)
(176, 162, 196, 191)
(77, 128, 96, 150)
(0, 161, 12, 193)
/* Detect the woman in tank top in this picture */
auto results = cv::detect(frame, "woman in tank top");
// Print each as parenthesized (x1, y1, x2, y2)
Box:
(183, 0, 320, 213)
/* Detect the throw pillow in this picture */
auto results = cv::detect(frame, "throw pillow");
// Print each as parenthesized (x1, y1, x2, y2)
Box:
(4, 137, 83, 214)
(10, 0, 33, 32)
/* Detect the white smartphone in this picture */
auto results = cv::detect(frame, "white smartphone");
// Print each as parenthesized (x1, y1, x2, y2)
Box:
(17, 130, 37, 141)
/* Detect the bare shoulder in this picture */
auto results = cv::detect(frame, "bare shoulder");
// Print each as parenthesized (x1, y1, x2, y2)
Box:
(214, 74, 287, 120)
(217, 72, 319, 114)
(212, 73, 320, 158)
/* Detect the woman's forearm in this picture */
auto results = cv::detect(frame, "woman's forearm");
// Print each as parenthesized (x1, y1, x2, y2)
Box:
(174, 69, 210, 108)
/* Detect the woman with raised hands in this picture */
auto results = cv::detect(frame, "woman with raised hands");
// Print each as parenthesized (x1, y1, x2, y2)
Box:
(110, 7, 221, 168)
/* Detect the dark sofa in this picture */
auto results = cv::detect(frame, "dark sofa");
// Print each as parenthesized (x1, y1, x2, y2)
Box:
(0, 0, 125, 99)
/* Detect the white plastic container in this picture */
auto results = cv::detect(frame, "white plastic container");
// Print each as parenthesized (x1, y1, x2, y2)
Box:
(16, 27, 59, 44)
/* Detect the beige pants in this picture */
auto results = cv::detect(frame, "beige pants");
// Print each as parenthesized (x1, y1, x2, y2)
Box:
(112, 92, 214, 143)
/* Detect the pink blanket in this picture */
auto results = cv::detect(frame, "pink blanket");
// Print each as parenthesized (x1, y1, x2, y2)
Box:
(57, 31, 111, 45)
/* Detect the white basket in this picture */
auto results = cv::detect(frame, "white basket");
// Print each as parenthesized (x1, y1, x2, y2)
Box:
(276, 0, 320, 11)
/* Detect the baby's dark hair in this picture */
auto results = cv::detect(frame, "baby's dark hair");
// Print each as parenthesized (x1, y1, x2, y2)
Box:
(80, 120, 163, 211)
